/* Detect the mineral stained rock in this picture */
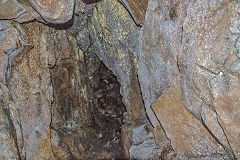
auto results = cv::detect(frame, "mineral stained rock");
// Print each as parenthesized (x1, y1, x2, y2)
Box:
(138, 0, 189, 127)
(7, 22, 54, 160)
(0, 0, 74, 24)
(178, 0, 240, 158)
(89, 0, 146, 120)
(118, 0, 148, 25)
(137, 0, 240, 159)
(0, 84, 19, 160)
(0, 0, 240, 159)
(152, 80, 226, 157)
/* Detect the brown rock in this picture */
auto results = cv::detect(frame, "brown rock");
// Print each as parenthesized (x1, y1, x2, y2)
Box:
(153, 125, 170, 147)
(118, 0, 148, 25)
(13, 0, 41, 23)
(0, 21, 32, 159)
(178, 0, 240, 158)
(213, 75, 240, 159)
(29, 0, 74, 23)
(50, 33, 92, 130)
(7, 22, 54, 160)
(0, 85, 19, 159)
(0, 0, 26, 19)
(152, 80, 226, 157)
(0, 21, 23, 84)
(138, 0, 189, 127)
(1, 0, 239, 159)
(121, 121, 134, 158)
(89, 0, 146, 120)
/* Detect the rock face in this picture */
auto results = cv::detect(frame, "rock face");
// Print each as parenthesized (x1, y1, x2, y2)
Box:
(118, 0, 148, 25)
(0, 84, 19, 160)
(139, 0, 240, 159)
(89, 0, 146, 120)
(0, 0, 240, 159)
(178, 1, 240, 158)
(0, 0, 74, 24)
(7, 22, 54, 160)
(152, 80, 225, 157)
(0, 0, 26, 19)
(138, 0, 189, 127)
(29, 0, 75, 24)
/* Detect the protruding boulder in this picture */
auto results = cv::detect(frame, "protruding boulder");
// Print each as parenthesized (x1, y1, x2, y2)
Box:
(29, 0, 75, 24)
(0, 0, 26, 19)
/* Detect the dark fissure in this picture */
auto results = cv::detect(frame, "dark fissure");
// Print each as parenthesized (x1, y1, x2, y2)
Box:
(50, 50, 126, 159)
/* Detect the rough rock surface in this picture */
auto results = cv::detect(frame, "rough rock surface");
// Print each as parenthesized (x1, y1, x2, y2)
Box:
(128, 121, 165, 160)
(0, 0, 26, 20)
(178, 1, 240, 158)
(139, 0, 240, 159)
(89, 0, 146, 120)
(138, 0, 189, 127)
(152, 80, 226, 157)
(7, 22, 54, 160)
(0, 0, 240, 159)
(0, 0, 74, 24)
(118, 0, 148, 25)
(29, 0, 74, 24)
(0, 84, 19, 160)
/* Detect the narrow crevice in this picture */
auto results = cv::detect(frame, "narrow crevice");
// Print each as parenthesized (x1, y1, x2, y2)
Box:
(49, 44, 127, 158)
(215, 111, 236, 160)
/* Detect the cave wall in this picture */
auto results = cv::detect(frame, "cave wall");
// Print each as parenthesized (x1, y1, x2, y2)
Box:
(0, 0, 240, 159)
(140, 0, 239, 159)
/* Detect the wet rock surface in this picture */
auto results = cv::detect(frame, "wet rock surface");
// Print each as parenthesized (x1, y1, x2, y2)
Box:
(0, 0, 240, 159)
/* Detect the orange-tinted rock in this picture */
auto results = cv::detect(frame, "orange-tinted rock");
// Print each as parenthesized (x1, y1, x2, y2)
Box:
(213, 75, 240, 159)
(152, 80, 226, 157)
(118, 0, 148, 25)
(178, 0, 240, 158)
(138, 0, 189, 127)
(153, 125, 170, 147)
(8, 22, 54, 159)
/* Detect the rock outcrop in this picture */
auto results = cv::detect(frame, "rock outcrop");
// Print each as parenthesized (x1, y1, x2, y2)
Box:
(139, 0, 239, 159)
(0, 0, 239, 159)
(89, 0, 146, 120)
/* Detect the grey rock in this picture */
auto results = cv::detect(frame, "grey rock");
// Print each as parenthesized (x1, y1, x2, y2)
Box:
(29, 0, 74, 24)
(0, 0, 26, 19)
(129, 140, 162, 160)
(132, 124, 148, 145)
(138, 0, 189, 126)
